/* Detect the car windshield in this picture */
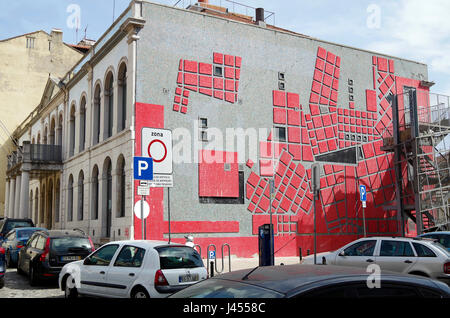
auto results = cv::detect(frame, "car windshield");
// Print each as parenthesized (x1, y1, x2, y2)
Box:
(155, 246, 204, 269)
(169, 279, 284, 298)
(50, 237, 91, 253)
(5, 221, 33, 233)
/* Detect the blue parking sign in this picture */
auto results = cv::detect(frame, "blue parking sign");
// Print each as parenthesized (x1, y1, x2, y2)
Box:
(134, 157, 154, 181)
(359, 185, 367, 202)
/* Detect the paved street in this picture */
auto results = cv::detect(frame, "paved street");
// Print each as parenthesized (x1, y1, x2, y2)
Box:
(0, 268, 63, 298)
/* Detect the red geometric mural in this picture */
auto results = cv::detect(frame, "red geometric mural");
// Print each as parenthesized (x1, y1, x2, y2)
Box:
(173, 53, 242, 114)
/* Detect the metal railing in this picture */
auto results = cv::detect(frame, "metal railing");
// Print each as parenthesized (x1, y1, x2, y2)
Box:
(30, 144, 62, 162)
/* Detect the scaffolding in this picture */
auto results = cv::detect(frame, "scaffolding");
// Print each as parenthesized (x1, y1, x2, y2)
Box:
(383, 90, 450, 234)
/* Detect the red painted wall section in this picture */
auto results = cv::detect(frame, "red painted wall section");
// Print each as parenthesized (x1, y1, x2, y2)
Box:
(134, 103, 165, 240)
(198, 150, 239, 198)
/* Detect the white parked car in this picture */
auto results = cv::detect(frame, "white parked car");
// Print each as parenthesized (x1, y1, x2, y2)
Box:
(59, 240, 207, 298)
(302, 237, 450, 285)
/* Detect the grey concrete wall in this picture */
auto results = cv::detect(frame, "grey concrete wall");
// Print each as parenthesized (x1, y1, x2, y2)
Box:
(136, 2, 428, 239)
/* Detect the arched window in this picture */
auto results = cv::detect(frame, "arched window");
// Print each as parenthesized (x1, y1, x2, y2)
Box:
(91, 165, 99, 220)
(93, 84, 101, 145)
(78, 171, 84, 221)
(67, 175, 74, 222)
(117, 155, 126, 218)
(79, 96, 86, 152)
(104, 72, 114, 140)
(37, 133, 41, 145)
(55, 179, 60, 223)
(34, 188, 39, 224)
(57, 113, 63, 146)
(69, 104, 76, 157)
(118, 63, 127, 132)
(50, 117, 56, 145)
(102, 158, 112, 237)
(43, 126, 48, 145)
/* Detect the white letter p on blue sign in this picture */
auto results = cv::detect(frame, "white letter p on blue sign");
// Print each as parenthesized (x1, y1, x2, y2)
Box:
(134, 157, 153, 181)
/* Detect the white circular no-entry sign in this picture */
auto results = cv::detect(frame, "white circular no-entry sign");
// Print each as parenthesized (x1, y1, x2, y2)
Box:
(134, 200, 150, 219)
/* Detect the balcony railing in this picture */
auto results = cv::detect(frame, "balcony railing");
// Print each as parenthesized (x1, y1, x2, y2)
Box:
(6, 143, 62, 171)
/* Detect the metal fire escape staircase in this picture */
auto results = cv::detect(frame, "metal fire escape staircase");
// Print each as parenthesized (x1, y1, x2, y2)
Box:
(382, 90, 450, 235)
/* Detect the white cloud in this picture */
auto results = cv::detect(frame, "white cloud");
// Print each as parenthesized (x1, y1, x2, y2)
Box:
(366, 0, 450, 77)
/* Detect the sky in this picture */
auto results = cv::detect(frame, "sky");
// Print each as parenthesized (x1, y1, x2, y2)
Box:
(0, 0, 449, 95)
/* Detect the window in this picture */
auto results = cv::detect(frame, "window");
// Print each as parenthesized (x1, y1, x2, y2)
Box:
(85, 244, 119, 266)
(214, 66, 223, 77)
(26, 37, 35, 49)
(27, 234, 39, 248)
(79, 97, 86, 152)
(118, 63, 127, 132)
(413, 243, 437, 257)
(155, 246, 204, 270)
(117, 158, 126, 218)
(316, 147, 357, 165)
(343, 240, 377, 257)
(93, 85, 101, 145)
(35, 235, 46, 250)
(51, 237, 91, 253)
(69, 105, 76, 157)
(114, 246, 145, 268)
(104, 72, 114, 140)
(91, 167, 99, 220)
(301, 284, 357, 298)
(78, 172, 84, 221)
(274, 127, 286, 142)
(380, 240, 415, 257)
(67, 175, 74, 222)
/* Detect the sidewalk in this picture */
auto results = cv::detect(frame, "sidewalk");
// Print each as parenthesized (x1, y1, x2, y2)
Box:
(203, 256, 302, 274)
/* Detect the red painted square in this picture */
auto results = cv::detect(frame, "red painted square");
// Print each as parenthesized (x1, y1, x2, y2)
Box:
(225, 67, 235, 79)
(184, 73, 198, 86)
(273, 108, 287, 124)
(184, 60, 198, 73)
(334, 67, 340, 79)
(199, 76, 213, 88)
(225, 79, 235, 92)
(310, 93, 319, 104)
(199, 63, 213, 75)
(213, 53, 224, 64)
(288, 127, 301, 143)
(173, 104, 180, 112)
(302, 146, 314, 162)
(199, 88, 212, 96)
(180, 106, 188, 114)
(332, 78, 339, 91)
(235, 56, 242, 68)
(273, 90, 287, 107)
(377, 57, 388, 72)
(314, 69, 323, 82)
(235, 69, 241, 80)
(287, 93, 300, 108)
(310, 104, 320, 116)
(326, 52, 336, 64)
(312, 81, 321, 94)
(287, 109, 300, 126)
(225, 92, 236, 103)
(214, 90, 224, 100)
(325, 63, 334, 76)
(175, 87, 183, 95)
(317, 47, 327, 59)
(321, 85, 331, 99)
(316, 59, 325, 71)
(224, 55, 235, 66)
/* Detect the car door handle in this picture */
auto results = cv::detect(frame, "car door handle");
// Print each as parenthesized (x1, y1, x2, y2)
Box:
(404, 260, 413, 264)
(366, 259, 374, 263)
(129, 273, 135, 277)
(100, 271, 106, 275)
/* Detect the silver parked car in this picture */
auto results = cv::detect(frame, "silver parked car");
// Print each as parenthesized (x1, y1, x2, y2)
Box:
(303, 237, 450, 285)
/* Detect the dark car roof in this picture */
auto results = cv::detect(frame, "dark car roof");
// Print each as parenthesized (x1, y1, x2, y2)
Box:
(37, 230, 88, 238)
(213, 264, 447, 295)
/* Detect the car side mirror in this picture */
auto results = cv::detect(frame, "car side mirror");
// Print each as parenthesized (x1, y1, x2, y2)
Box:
(338, 251, 346, 257)
(83, 257, 91, 265)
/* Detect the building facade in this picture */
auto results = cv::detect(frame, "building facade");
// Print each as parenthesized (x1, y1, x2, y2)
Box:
(5, 1, 437, 257)
(0, 29, 84, 215)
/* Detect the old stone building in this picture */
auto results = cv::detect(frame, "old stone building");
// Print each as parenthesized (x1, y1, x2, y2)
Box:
(0, 29, 84, 215)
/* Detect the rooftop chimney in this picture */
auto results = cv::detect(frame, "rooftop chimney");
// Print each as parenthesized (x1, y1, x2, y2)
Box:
(255, 8, 266, 27)
(51, 28, 63, 43)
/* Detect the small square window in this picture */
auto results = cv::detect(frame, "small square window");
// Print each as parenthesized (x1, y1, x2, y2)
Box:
(214, 66, 223, 77)
(351, 135, 356, 141)
(278, 72, 285, 81)
(348, 79, 354, 86)
(348, 87, 354, 94)
(278, 82, 285, 90)
(345, 134, 350, 140)
(274, 127, 287, 142)
(349, 95, 354, 101)
(199, 118, 208, 128)
(200, 130, 208, 142)
(363, 136, 368, 142)
(224, 163, 231, 171)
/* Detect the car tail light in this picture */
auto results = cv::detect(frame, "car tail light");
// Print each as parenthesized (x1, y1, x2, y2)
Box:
(16, 243, 24, 249)
(88, 237, 95, 252)
(0, 247, 4, 255)
(39, 238, 51, 262)
(444, 262, 450, 274)
(154, 270, 169, 287)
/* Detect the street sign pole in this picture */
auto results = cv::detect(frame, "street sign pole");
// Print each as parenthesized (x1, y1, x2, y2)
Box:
(311, 164, 320, 265)
(141, 195, 145, 240)
(360, 185, 367, 238)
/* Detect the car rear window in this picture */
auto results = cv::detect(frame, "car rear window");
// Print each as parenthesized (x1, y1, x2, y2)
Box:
(50, 237, 92, 253)
(4, 221, 33, 233)
(155, 246, 204, 270)
(17, 229, 38, 239)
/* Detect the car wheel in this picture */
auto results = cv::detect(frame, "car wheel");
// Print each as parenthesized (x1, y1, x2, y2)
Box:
(0, 277, 4, 289)
(131, 287, 150, 299)
(64, 276, 79, 299)
(29, 265, 39, 286)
